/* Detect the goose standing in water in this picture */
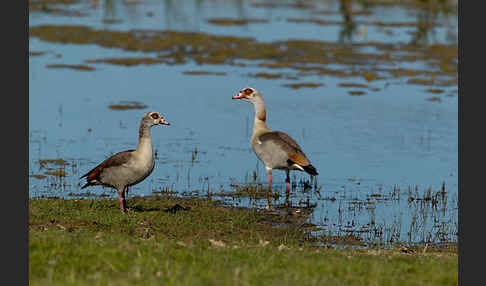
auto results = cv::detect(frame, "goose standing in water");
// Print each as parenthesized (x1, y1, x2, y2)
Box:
(232, 87, 318, 198)
(80, 111, 170, 213)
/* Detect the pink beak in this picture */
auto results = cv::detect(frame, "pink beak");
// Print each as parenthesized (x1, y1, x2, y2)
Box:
(160, 118, 170, 125)
(232, 92, 244, 100)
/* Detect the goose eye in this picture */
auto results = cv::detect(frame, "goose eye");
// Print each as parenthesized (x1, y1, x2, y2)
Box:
(150, 113, 160, 119)
(243, 88, 253, 95)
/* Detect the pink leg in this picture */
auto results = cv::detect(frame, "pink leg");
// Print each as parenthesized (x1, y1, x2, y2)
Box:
(118, 192, 126, 213)
(267, 171, 272, 191)
(118, 188, 129, 213)
(265, 168, 273, 209)
(285, 170, 290, 205)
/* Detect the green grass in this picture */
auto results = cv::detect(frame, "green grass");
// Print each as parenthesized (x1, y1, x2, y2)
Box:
(29, 196, 457, 286)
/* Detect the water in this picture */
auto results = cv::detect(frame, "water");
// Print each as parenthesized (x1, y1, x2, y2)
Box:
(29, 0, 458, 246)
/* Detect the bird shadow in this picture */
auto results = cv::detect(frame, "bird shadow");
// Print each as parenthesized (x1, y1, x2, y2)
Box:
(128, 205, 162, 212)
(163, 204, 191, 214)
(127, 203, 191, 213)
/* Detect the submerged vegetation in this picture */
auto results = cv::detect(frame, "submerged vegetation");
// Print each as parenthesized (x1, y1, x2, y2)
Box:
(283, 82, 324, 89)
(29, 24, 457, 87)
(229, 185, 455, 248)
(85, 57, 171, 67)
(207, 18, 269, 26)
(348, 90, 366, 96)
(183, 71, 227, 76)
(108, 101, 148, 110)
(45, 64, 95, 71)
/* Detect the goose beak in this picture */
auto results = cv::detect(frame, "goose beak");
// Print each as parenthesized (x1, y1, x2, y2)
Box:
(160, 118, 170, 126)
(232, 92, 244, 100)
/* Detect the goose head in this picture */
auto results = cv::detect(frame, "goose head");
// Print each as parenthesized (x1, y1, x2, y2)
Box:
(142, 111, 170, 127)
(232, 87, 262, 104)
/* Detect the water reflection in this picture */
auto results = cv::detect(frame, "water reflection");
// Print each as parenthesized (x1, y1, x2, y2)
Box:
(79, 0, 457, 45)
(102, 0, 116, 19)
(338, 0, 356, 43)
(410, 7, 457, 45)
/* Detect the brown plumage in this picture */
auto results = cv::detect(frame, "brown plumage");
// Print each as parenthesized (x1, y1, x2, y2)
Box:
(257, 108, 266, 122)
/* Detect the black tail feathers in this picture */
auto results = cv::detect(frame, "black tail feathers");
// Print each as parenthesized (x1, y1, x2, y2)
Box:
(303, 164, 318, 176)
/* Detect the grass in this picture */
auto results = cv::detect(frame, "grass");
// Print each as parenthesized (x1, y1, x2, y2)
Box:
(29, 196, 457, 286)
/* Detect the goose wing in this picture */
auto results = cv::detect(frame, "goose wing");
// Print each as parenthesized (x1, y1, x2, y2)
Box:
(80, 150, 135, 186)
(258, 131, 310, 166)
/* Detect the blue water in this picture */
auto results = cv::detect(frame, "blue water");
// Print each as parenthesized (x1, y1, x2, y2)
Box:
(29, 0, 458, 245)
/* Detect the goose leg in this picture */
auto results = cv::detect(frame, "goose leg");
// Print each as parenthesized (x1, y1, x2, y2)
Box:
(265, 167, 272, 192)
(118, 190, 126, 213)
(118, 187, 129, 213)
(124, 187, 131, 212)
(285, 170, 290, 205)
(285, 170, 291, 194)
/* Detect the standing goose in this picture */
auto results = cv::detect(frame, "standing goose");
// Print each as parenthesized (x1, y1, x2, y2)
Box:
(232, 87, 318, 196)
(80, 111, 170, 213)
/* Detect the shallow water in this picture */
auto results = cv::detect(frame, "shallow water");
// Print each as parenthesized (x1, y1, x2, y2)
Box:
(29, 0, 458, 246)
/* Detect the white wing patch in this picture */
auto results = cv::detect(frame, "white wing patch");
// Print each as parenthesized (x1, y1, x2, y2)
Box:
(291, 164, 305, 171)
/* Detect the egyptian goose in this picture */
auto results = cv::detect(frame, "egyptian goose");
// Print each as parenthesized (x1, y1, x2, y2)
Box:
(232, 87, 318, 196)
(80, 111, 170, 213)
